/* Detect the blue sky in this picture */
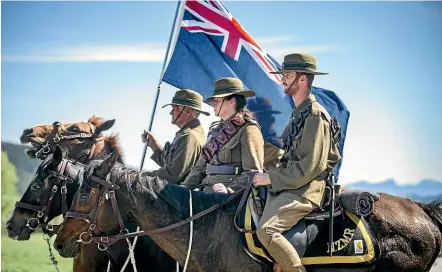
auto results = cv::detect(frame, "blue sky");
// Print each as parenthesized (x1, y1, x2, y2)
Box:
(2, 1, 442, 185)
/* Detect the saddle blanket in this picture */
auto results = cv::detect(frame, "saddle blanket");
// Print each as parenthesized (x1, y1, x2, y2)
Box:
(237, 194, 379, 266)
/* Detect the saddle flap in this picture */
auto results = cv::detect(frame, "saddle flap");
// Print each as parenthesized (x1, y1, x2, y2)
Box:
(283, 219, 307, 258)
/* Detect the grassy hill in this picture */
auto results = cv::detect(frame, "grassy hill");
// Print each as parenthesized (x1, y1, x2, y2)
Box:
(1, 141, 40, 194)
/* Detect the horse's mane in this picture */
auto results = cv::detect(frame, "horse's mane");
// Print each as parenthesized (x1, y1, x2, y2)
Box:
(87, 115, 125, 164)
(417, 197, 442, 232)
(104, 135, 125, 164)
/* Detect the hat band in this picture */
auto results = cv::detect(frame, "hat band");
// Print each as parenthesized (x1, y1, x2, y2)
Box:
(172, 97, 202, 109)
(283, 62, 316, 71)
(213, 87, 246, 95)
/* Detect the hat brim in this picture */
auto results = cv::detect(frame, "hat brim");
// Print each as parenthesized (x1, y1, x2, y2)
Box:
(270, 70, 329, 75)
(204, 90, 256, 103)
(162, 103, 210, 116)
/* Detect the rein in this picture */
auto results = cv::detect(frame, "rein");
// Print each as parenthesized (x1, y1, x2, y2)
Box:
(67, 171, 246, 249)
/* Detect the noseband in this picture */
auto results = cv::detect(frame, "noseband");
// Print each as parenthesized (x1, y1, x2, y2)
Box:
(65, 172, 127, 251)
(14, 158, 83, 235)
(35, 121, 105, 162)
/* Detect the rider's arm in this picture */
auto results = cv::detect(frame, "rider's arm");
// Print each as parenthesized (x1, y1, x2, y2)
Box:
(227, 125, 264, 192)
(150, 144, 166, 167)
(146, 133, 201, 184)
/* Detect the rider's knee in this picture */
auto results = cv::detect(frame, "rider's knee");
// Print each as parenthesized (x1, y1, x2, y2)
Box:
(256, 226, 271, 246)
(257, 224, 280, 246)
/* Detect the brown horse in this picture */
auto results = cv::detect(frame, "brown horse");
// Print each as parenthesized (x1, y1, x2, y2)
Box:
(6, 116, 121, 272)
(52, 150, 442, 272)
(20, 115, 124, 164)
(9, 116, 176, 271)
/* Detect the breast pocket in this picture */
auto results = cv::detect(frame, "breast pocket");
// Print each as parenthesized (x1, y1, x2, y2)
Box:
(218, 140, 240, 164)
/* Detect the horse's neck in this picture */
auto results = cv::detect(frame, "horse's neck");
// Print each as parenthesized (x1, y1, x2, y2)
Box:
(105, 240, 130, 269)
(117, 182, 201, 270)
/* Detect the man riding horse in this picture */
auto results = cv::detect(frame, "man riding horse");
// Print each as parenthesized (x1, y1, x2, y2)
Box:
(142, 89, 209, 184)
(252, 53, 342, 272)
(182, 77, 265, 193)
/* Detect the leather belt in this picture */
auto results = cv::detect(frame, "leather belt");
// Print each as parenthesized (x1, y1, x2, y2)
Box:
(206, 164, 243, 175)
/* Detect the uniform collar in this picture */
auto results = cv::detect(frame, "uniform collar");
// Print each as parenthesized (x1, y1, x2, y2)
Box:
(176, 118, 201, 135)
(222, 111, 239, 123)
(292, 93, 316, 117)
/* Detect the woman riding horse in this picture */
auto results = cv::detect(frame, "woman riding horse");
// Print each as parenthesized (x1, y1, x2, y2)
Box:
(182, 77, 265, 193)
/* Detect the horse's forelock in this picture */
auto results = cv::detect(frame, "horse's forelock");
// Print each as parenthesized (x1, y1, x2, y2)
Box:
(87, 116, 106, 127)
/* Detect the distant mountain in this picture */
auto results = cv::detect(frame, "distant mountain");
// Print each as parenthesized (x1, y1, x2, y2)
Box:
(1, 141, 40, 194)
(346, 179, 442, 202)
(2, 140, 442, 203)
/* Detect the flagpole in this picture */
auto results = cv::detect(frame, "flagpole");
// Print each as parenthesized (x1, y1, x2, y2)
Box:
(139, 0, 186, 171)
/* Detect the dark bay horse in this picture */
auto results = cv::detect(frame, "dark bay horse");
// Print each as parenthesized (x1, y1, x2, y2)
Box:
(52, 150, 442, 271)
(6, 116, 118, 272)
(6, 116, 175, 271)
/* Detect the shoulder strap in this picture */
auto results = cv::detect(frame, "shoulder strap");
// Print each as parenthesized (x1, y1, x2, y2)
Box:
(201, 116, 247, 163)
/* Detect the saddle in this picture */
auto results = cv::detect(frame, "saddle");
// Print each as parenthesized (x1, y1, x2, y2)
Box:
(235, 178, 380, 267)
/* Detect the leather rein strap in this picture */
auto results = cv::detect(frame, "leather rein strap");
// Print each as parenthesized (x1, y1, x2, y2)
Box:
(75, 173, 247, 247)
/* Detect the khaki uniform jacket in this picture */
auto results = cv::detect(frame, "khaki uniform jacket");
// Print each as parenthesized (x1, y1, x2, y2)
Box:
(182, 115, 265, 193)
(263, 141, 284, 171)
(267, 94, 341, 207)
(144, 119, 206, 184)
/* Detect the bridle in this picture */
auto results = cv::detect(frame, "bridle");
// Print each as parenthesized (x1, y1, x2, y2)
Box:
(66, 172, 128, 251)
(35, 121, 105, 162)
(14, 158, 83, 235)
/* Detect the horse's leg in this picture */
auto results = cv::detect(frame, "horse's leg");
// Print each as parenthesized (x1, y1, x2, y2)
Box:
(366, 194, 439, 271)
(73, 244, 109, 272)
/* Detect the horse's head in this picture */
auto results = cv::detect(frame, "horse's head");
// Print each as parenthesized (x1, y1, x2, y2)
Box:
(4, 146, 82, 240)
(20, 116, 116, 162)
(54, 150, 122, 257)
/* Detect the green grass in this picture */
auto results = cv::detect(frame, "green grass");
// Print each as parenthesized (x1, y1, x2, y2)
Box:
(1, 234, 73, 272)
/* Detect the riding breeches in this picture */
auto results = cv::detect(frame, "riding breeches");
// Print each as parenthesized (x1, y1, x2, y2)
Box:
(256, 191, 316, 272)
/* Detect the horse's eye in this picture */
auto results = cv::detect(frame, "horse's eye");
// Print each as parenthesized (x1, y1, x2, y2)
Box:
(80, 193, 90, 203)
(31, 183, 42, 191)
(70, 126, 80, 132)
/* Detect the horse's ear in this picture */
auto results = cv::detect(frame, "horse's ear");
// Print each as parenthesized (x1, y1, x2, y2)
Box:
(95, 150, 118, 178)
(52, 145, 66, 167)
(94, 119, 115, 135)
